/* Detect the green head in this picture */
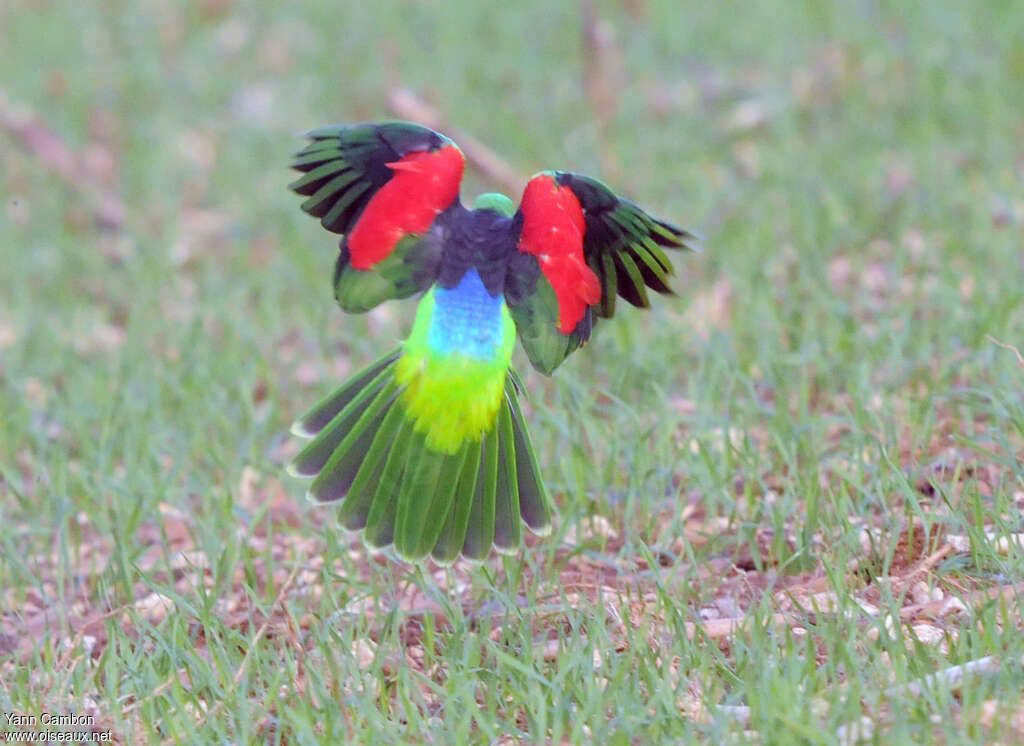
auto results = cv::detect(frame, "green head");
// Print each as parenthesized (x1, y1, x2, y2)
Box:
(472, 192, 515, 218)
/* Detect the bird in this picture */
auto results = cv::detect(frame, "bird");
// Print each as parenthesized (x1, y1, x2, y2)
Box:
(286, 120, 698, 564)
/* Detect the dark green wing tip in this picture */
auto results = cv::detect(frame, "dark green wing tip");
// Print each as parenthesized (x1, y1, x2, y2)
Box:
(648, 213, 703, 250)
(299, 121, 456, 153)
(549, 170, 702, 316)
(616, 197, 702, 253)
(552, 171, 700, 248)
(303, 124, 349, 140)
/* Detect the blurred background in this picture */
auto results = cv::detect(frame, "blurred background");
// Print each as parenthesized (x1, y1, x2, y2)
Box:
(1, 0, 1023, 740)
(2, 0, 1021, 513)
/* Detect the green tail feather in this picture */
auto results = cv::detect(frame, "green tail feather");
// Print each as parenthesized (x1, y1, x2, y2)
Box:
(313, 390, 397, 516)
(362, 425, 417, 547)
(288, 362, 396, 479)
(461, 427, 499, 561)
(308, 383, 398, 502)
(432, 438, 481, 564)
(290, 348, 401, 438)
(288, 356, 554, 562)
(393, 442, 443, 557)
(505, 379, 552, 533)
(395, 444, 467, 560)
(493, 398, 522, 552)
(335, 402, 407, 530)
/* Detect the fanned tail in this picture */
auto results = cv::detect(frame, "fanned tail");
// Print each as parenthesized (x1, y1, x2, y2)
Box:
(288, 353, 552, 563)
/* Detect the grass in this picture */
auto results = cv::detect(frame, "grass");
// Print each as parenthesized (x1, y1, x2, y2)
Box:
(2, 0, 1023, 742)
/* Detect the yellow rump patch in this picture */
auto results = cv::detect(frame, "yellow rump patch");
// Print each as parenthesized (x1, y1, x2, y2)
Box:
(396, 287, 516, 454)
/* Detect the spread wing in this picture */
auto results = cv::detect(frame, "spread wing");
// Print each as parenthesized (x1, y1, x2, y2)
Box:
(505, 171, 698, 374)
(290, 121, 465, 312)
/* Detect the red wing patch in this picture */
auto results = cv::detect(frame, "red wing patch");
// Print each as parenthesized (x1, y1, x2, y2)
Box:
(518, 173, 601, 333)
(347, 145, 465, 270)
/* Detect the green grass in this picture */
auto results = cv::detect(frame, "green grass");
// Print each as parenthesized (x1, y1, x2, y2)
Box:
(2, 0, 1023, 743)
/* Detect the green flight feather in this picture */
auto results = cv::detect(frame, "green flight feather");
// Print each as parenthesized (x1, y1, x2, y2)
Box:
(638, 232, 673, 270)
(321, 176, 370, 230)
(613, 249, 650, 308)
(598, 250, 618, 317)
(630, 250, 672, 295)
(301, 179, 370, 225)
(289, 160, 352, 194)
(291, 147, 345, 169)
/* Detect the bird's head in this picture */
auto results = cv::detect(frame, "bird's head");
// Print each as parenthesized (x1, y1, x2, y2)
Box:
(472, 192, 515, 218)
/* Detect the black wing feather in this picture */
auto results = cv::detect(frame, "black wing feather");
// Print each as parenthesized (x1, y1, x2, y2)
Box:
(554, 172, 699, 319)
(290, 121, 453, 236)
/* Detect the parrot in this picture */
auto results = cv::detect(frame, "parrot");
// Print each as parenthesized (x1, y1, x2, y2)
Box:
(286, 121, 698, 564)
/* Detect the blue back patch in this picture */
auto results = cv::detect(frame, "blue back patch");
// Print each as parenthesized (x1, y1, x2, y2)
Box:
(428, 269, 505, 359)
